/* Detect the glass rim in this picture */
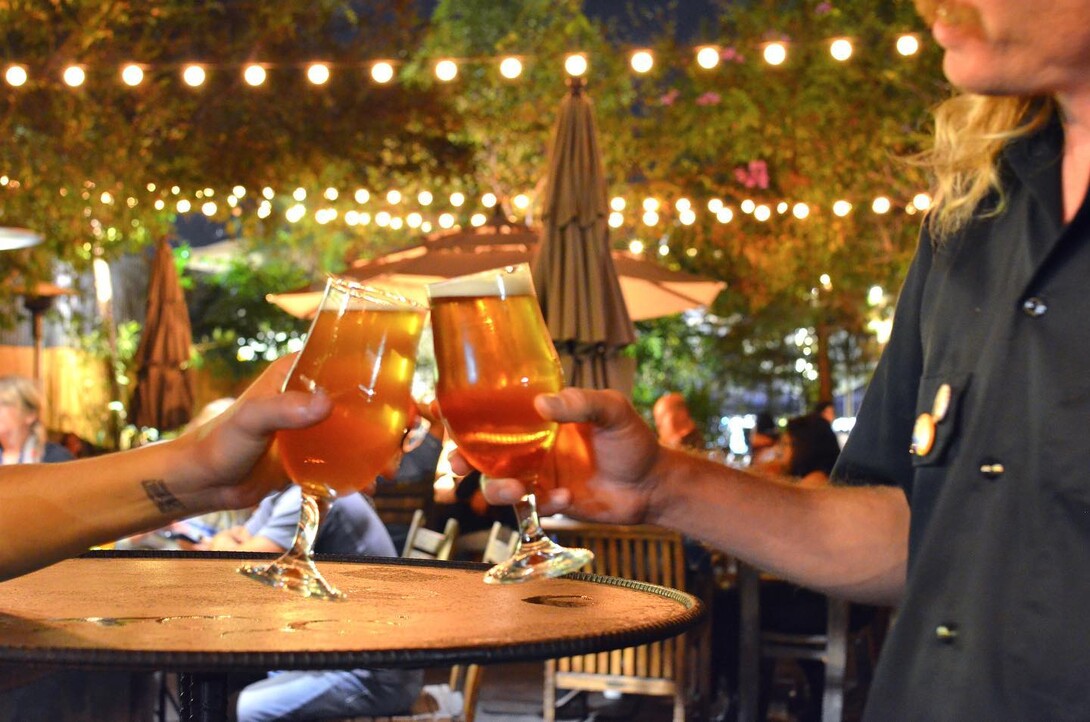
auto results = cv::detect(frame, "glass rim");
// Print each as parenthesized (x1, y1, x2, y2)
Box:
(325, 275, 426, 310)
(426, 263, 534, 300)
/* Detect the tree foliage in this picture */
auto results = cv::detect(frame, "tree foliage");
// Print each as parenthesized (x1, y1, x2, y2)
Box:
(0, 0, 952, 435)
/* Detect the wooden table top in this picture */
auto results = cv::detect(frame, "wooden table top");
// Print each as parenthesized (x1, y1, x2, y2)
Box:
(0, 551, 703, 672)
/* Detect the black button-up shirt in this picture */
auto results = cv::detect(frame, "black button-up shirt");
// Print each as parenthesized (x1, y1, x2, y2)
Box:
(834, 115, 1090, 719)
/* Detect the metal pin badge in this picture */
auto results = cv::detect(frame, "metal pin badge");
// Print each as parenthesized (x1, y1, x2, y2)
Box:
(911, 412, 936, 456)
(931, 383, 952, 424)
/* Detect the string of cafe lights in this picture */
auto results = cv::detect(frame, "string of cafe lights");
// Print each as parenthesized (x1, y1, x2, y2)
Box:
(1, 174, 932, 258)
(0, 32, 927, 90)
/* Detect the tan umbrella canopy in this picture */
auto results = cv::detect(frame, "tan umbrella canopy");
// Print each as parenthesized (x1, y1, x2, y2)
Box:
(530, 79, 635, 391)
(128, 238, 194, 432)
(267, 216, 723, 323)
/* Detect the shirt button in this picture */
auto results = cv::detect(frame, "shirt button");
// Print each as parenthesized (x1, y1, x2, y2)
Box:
(1022, 297, 1048, 317)
(935, 623, 959, 644)
(979, 461, 1005, 480)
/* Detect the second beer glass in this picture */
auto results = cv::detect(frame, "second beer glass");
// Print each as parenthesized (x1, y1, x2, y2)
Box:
(428, 264, 593, 584)
(239, 277, 426, 599)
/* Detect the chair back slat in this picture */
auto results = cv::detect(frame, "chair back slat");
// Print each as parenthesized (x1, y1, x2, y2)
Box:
(402, 510, 459, 561)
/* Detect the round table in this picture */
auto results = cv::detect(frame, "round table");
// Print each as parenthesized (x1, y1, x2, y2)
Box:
(0, 551, 703, 720)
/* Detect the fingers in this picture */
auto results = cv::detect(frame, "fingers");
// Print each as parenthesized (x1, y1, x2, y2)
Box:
(483, 477, 573, 512)
(229, 390, 332, 440)
(448, 449, 474, 476)
(534, 388, 633, 428)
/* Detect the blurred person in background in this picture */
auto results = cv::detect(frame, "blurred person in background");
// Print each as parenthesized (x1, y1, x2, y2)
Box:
(652, 392, 706, 451)
(0, 375, 72, 465)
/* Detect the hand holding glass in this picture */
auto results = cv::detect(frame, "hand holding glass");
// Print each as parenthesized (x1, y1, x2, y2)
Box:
(428, 265, 593, 584)
(239, 278, 426, 599)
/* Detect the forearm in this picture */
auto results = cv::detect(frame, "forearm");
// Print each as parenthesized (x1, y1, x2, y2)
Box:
(0, 438, 219, 582)
(647, 448, 909, 605)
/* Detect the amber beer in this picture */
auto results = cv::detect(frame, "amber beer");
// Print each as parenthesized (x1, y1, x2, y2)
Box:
(277, 305, 426, 498)
(431, 293, 563, 480)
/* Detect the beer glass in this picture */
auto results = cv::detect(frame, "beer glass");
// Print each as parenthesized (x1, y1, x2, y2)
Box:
(239, 277, 426, 599)
(428, 265, 593, 584)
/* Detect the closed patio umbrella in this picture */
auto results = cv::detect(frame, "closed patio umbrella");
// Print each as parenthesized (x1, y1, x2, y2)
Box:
(128, 238, 194, 432)
(530, 79, 636, 392)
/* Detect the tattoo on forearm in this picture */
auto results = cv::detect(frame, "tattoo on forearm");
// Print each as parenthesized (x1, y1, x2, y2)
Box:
(142, 480, 185, 514)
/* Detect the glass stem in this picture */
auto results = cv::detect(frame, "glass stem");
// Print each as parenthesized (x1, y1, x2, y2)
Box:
(285, 491, 327, 560)
(514, 490, 549, 546)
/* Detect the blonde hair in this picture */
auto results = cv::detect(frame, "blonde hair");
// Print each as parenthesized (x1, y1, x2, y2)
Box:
(920, 93, 1055, 240)
(0, 375, 47, 461)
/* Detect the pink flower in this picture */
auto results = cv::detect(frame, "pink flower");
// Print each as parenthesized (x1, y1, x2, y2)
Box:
(720, 47, 746, 64)
(816, 2, 833, 15)
(660, 88, 680, 106)
(734, 160, 770, 189)
(696, 91, 721, 106)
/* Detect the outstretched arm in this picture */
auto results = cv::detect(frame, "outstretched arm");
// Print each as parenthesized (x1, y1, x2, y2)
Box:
(471, 389, 909, 605)
(0, 355, 331, 582)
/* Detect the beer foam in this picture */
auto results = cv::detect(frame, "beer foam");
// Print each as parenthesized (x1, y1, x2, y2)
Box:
(325, 277, 423, 311)
(427, 263, 535, 299)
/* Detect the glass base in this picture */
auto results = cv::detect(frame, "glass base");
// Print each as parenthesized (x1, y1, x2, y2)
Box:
(238, 556, 346, 601)
(483, 537, 593, 585)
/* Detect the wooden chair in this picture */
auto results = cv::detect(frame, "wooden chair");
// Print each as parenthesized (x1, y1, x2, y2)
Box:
(480, 522, 518, 566)
(736, 562, 850, 722)
(402, 509, 459, 561)
(372, 478, 437, 552)
(541, 520, 707, 722)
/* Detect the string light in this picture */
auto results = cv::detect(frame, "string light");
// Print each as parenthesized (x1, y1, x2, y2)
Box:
(470, 212, 486, 227)
(512, 193, 530, 210)
(696, 46, 720, 70)
(642, 197, 660, 212)
(763, 42, 788, 66)
(792, 202, 810, 219)
(5, 65, 27, 87)
(376, 211, 391, 226)
(754, 204, 772, 221)
(450, 192, 465, 207)
(324, 187, 338, 201)
(740, 199, 756, 214)
(182, 64, 206, 87)
(481, 192, 497, 208)
(629, 240, 645, 254)
(306, 63, 330, 85)
(262, 186, 275, 200)
(499, 56, 523, 79)
(176, 199, 191, 213)
(418, 190, 433, 206)
(438, 212, 455, 229)
(293, 187, 306, 201)
(609, 212, 624, 228)
(564, 53, 588, 77)
(716, 207, 734, 223)
(62, 65, 86, 87)
(386, 189, 402, 204)
(708, 198, 724, 213)
(120, 63, 144, 86)
(610, 196, 626, 211)
(830, 38, 853, 61)
(354, 188, 370, 204)
(232, 185, 246, 198)
(630, 50, 654, 74)
(872, 196, 892, 214)
(896, 34, 921, 56)
(833, 200, 852, 216)
(435, 59, 458, 82)
(407, 212, 423, 228)
(201, 201, 217, 216)
(912, 192, 932, 211)
(371, 61, 394, 84)
(243, 64, 267, 87)
(642, 210, 659, 226)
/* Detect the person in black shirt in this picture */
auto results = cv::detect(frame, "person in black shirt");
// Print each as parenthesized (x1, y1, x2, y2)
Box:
(471, 1, 1090, 718)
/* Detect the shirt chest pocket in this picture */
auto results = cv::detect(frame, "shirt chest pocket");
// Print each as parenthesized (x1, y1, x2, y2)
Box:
(910, 373, 971, 469)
